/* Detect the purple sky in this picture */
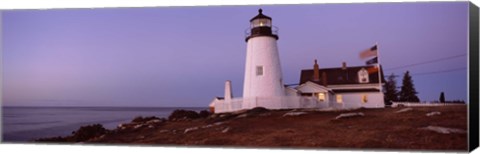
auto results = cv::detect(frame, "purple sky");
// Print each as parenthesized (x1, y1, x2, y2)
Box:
(2, 2, 469, 107)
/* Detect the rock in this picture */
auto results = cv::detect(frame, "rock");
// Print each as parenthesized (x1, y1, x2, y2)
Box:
(395, 108, 413, 113)
(236, 113, 248, 118)
(222, 127, 230, 133)
(184, 127, 199, 134)
(335, 112, 364, 119)
(146, 118, 166, 124)
(420, 126, 466, 134)
(202, 122, 225, 129)
(159, 130, 169, 133)
(213, 122, 224, 126)
(133, 124, 143, 129)
(283, 112, 308, 117)
(426, 111, 441, 117)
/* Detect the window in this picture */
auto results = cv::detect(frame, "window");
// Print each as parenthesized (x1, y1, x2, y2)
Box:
(251, 19, 272, 28)
(317, 93, 325, 102)
(358, 68, 369, 83)
(362, 95, 368, 103)
(256, 66, 263, 76)
(336, 95, 343, 103)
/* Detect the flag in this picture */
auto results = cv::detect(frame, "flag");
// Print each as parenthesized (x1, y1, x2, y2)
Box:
(367, 65, 379, 74)
(359, 45, 378, 59)
(366, 56, 378, 65)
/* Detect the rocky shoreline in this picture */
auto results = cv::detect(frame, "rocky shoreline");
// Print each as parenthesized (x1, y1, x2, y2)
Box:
(35, 106, 468, 151)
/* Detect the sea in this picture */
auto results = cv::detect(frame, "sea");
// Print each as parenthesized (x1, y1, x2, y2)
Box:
(1, 106, 206, 142)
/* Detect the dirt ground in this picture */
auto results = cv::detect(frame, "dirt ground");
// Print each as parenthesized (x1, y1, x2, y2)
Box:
(48, 105, 469, 151)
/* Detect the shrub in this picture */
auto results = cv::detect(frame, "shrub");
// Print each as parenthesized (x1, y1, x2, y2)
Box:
(132, 116, 161, 123)
(71, 124, 107, 142)
(168, 109, 200, 121)
(199, 110, 212, 118)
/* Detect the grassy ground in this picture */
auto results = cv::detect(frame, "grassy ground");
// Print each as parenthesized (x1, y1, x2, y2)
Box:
(42, 105, 469, 151)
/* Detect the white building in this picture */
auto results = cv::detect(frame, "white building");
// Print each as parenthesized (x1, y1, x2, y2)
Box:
(294, 60, 385, 109)
(210, 9, 384, 113)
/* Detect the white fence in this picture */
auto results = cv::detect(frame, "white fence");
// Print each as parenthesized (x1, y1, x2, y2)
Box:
(214, 96, 325, 113)
(391, 102, 465, 107)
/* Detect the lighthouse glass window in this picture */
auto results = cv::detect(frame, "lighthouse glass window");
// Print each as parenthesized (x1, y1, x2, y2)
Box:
(251, 19, 271, 28)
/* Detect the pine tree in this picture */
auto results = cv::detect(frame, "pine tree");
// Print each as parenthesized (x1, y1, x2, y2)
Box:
(439, 92, 445, 103)
(398, 71, 420, 102)
(384, 73, 398, 105)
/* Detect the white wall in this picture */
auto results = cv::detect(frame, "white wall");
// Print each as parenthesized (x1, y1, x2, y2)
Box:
(243, 36, 285, 98)
(212, 92, 384, 113)
(213, 96, 322, 113)
(335, 92, 384, 109)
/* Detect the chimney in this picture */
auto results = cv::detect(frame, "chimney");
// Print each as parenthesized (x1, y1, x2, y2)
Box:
(342, 61, 347, 70)
(313, 59, 320, 81)
(224, 80, 233, 101)
(322, 72, 328, 86)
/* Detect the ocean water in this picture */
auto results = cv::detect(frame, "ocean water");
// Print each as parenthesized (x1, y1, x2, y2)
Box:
(2, 106, 206, 142)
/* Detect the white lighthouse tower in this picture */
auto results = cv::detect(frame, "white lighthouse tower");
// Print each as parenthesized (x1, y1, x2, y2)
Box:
(243, 9, 285, 99)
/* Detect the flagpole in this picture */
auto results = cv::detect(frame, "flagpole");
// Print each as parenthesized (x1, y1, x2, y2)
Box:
(376, 42, 383, 106)
(375, 42, 383, 107)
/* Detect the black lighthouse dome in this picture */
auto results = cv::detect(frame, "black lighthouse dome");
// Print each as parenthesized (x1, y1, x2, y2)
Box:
(245, 9, 279, 42)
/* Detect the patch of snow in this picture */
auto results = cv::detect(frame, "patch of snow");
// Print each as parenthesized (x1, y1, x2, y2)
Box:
(283, 112, 308, 117)
(426, 111, 441, 117)
(335, 112, 364, 119)
(395, 108, 413, 113)
(420, 126, 466, 134)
